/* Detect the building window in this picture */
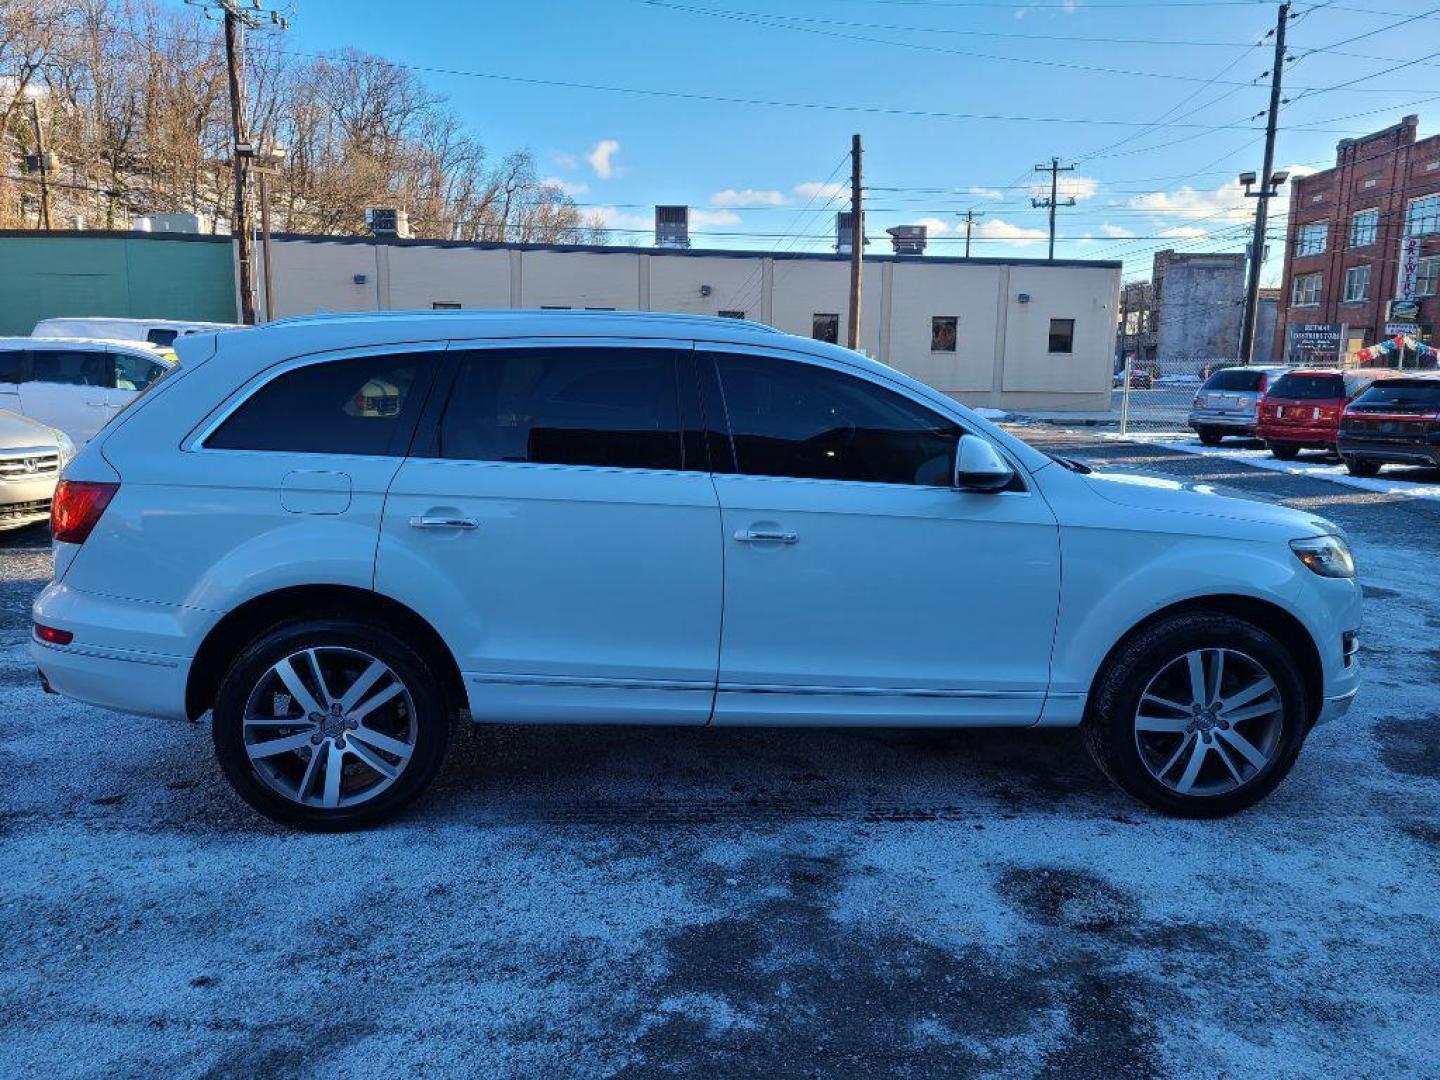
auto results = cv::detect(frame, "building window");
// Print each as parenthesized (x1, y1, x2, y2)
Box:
(1406, 193, 1440, 236)
(812, 313, 839, 344)
(1295, 221, 1328, 256)
(1349, 209, 1378, 248)
(431, 301, 461, 310)
(1416, 256, 1440, 297)
(1292, 273, 1322, 307)
(1048, 318, 1075, 354)
(1342, 265, 1370, 303)
(718, 310, 745, 319)
(931, 316, 958, 352)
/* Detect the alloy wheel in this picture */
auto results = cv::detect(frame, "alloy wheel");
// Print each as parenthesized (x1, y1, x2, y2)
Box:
(1132, 647, 1285, 798)
(241, 646, 417, 809)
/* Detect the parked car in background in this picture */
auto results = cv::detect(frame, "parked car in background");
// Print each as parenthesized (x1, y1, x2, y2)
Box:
(0, 338, 174, 444)
(0, 409, 72, 531)
(1189, 365, 1290, 445)
(32, 316, 239, 349)
(1113, 367, 1153, 390)
(1337, 375, 1440, 476)
(32, 311, 1361, 829)
(1258, 368, 1396, 460)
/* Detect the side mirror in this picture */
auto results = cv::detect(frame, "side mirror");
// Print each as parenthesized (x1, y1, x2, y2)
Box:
(954, 434, 1015, 493)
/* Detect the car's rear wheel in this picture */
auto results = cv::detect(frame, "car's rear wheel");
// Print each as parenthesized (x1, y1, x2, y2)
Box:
(1082, 612, 1309, 818)
(1269, 442, 1300, 460)
(212, 620, 451, 830)
(1196, 427, 1223, 447)
(1344, 458, 1381, 477)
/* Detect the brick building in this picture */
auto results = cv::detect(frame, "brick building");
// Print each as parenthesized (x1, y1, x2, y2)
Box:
(1275, 115, 1440, 365)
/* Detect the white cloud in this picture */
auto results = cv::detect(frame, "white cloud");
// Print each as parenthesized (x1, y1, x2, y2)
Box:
(912, 217, 951, 235)
(1100, 223, 1134, 238)
(551, 151, 580, 170)
(794, 181, 848, 201)
(968, 186, 1005, 201)
(1127, 164, 1316, 233)
(586, 139, 621, 179)
(711, 188, 787, 207)
(1159, 225, 1211, 240)
(974, 219, 1048, 244)
(541, 176, 589, 197)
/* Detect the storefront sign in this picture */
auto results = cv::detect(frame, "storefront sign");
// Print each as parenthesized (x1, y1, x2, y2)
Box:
(1397, 237, 1421, 300)
(1389, 298, 1421, 321)
(1290, 322, 1341, 351)
(1386, 322, 1421, 337)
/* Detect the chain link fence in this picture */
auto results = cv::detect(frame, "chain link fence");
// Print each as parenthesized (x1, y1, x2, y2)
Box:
(1114, 356, 1233, 434)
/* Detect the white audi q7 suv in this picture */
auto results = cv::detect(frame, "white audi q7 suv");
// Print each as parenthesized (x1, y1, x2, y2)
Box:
(31, 311, 1362, 829)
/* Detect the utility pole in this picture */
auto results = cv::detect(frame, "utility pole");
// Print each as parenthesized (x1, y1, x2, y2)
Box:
(27, 99, 54, 230)
(1032, 158, 1076, 261)
(254, 146, 286, 321)
(847, 133, 863, 351)
(186, 0, 289, 326)
(1238, 1, 1291, 366)
(958, 208, 985, 259)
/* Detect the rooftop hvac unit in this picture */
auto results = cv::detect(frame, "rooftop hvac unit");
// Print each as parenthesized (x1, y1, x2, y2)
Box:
(886, 225, 927, 255)
(366, 207, 412, 239)
(655, 205, 690, 249)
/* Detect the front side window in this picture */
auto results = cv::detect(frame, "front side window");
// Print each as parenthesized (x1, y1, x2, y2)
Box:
(1343, 265, 1370, 303)
(31, 350, 112, 387)
(437, 348, 683, 471)
(931, 316, 958, 352)
(1296, 221, 1328, 256)
(713, 352, 962, 486)
(1292, 273, 1322, 306)
(207, 353, 431, 455)
(1406, 193, 1440, 236)
(1415, 255, 1439, 297)
(812, 313, 839, 344)
(0, 349, 26, 384)
(1349, 208, 1378, 248)
(113, 352, 167, 392)
(1048, 318, 1075, 354)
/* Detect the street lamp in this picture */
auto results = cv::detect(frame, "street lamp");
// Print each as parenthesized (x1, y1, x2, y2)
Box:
(1237, 168, 1290, 365)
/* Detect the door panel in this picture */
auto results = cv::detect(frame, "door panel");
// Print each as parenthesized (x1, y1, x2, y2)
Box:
(21, 349, 112, 443)
(704, 348, 1060, 726)
(375, 341, 722, 725)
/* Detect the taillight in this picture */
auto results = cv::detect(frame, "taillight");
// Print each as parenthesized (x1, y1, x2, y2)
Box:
(34, 623, 73, 646)
(51, 480, 118, 544)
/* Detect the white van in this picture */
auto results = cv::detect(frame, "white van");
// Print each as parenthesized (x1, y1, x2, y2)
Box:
(0, 337, 174, 443)
(32, 317, 241, 349)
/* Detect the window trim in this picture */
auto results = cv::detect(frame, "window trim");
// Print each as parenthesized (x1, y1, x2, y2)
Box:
(405, 336, 703, 475)
(187, 342, 450, 456)
(1291, 272, 1323, 307)
(1348, 207, 1379, 249)
(1341, 264, 1371, 304)
(1295, 220, 1328, 257)
(698, 343, 1028, 494)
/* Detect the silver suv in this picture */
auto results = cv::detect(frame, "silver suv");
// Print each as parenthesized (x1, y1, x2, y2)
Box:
(1188, 365, 1289, 446)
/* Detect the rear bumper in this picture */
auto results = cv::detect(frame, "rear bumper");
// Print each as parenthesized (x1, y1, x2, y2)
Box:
(1257, 423, 1336, 446)
(1337, 437, 1440, 467)
(1189, 409, 1256, 433)
(30, 580, 201, 721)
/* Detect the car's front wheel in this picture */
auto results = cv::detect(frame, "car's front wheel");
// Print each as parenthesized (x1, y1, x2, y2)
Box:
(1082, 612, 1309, 818)
(212, 620, 451, 830)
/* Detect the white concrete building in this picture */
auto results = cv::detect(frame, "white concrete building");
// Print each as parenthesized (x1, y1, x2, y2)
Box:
(254, 236, 1122, 412)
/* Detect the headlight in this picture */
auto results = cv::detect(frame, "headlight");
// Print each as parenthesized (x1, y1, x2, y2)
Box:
(54, 430, 76, 465)
(1290, 535, 1355, 579)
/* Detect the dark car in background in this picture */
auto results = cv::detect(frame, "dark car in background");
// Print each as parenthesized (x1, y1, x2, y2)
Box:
(1258, 368, 1396, 460)
(1188, 366, 1289, 445)
(1337, 375, 1440, 477)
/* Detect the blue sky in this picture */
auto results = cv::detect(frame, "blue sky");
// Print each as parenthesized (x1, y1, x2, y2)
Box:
(270, 0, 1440, 283)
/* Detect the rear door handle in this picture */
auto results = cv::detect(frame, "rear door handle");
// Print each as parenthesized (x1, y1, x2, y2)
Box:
(734, 529, 798, 544)
(409, 516, 478, 530)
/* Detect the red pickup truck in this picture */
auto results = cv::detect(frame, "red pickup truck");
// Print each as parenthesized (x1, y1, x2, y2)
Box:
(1257, 368, 1396, 460)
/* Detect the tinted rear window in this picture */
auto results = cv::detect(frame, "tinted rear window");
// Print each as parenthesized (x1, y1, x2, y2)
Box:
(1354, 381, 1440, 407)
(207, 353, 433, 455)
(146, 329, 179, 347)
(1268, 373, 1344, 400)
(1202, 369, 1267, 392)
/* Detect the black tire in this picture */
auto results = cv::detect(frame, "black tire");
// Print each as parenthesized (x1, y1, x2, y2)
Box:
(1269, 442, 1300, 461)
(1196, 428, 1223, 447)
(1344, 458, 1381, 477)
(1081, 612, 1309, 819)
(213, 619, 451, 831)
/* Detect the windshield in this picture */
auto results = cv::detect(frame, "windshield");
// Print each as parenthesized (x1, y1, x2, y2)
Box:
(1268, 373, 1343, 400)
(1353, 381, 1440, 407)
(1202, 369, 1266, 392)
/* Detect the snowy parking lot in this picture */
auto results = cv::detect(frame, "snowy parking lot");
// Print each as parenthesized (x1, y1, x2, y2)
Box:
(2, 430, 1439, 1078)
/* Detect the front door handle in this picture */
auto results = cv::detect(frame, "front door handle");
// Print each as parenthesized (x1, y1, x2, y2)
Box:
(409, 516, 478, 530)
(734, 529, 798, 544)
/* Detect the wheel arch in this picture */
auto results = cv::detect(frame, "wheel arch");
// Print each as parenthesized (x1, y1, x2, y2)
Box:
(1085, 594, 1323, 727)
(186, 584, 467, 721)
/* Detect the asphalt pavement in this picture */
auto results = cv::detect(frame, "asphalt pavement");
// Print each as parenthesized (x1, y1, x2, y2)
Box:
(1, 434, 1438, 1079)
